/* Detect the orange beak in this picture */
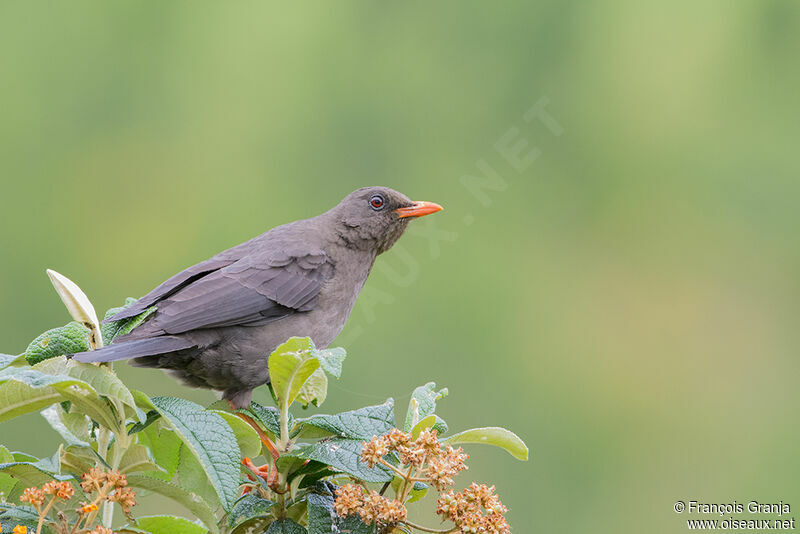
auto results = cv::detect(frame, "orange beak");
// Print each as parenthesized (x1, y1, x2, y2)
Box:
(394, 201, 444, 219)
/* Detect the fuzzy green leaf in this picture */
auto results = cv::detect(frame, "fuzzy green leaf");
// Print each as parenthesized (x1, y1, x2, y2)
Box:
(0, 457, 72, 490)
(267, 518, 307, 534)
(411, 414, 448, 439)
(404, 383, 448, 432)
(127, 474, 220, 534)
(0, 353, 26, 371)
(116, 443, 161, 474)
(131, 515, 207, 534)
(312, 347, 346, 378)
(242, 402, 287, 438)
(298, 400, 395, 441)
(40, 405, 90, 446)
(24, 322, 91, 365)
(228, 494, 276, 530)
(442, 427, 529, 461)
(151, 396, 242, 511)
(295, 439, 393, 483)
(136, 422, 182, 481)
(214, 411, 262, 458)
(0, 504, 56, 534)
(268, 337, 320, 409)
(0, 364, 93, 423)
(306, 488, 375, 534)
(297, 367, 328, 407)
(0, 446, 16, 497)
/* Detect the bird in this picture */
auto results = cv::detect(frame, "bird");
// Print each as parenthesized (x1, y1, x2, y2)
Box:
(73, 187, 442, 409)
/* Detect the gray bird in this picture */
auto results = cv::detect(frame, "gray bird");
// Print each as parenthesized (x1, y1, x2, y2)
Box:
(73, 187, 442, 408)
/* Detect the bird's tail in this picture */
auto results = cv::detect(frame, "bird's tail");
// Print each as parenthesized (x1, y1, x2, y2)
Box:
(71, 337, 195, 363)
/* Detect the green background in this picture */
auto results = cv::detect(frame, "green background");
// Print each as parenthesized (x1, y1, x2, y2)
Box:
(2, 2, 799, 532)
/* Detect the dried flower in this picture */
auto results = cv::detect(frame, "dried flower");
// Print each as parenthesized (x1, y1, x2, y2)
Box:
(360, 436, 390, 468)
(109, 486, 136, 513)
(334, 484, 365, 517)
(88, 527, 114, 534)
(385, 428, 413, 449)
(437, 484, 510, 534)
(377, 498, 407, 524)
(42, 480, 74, 500)
(105, 470, 127, 489)
(426, 445, 469, 490)
(19, 486, 45, 507)
(80, 467, 107, 493)
(415, 429, 442, 456)
(335, 486, 408, 527)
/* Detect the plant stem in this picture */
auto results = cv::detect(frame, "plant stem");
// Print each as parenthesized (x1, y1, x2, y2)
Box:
(278, 400, 290, 451)
(378, 459, 410, 479)
(37, 496, 56, 534)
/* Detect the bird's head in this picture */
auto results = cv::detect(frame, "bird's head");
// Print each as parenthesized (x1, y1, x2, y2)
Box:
(330, 186, 443, 254)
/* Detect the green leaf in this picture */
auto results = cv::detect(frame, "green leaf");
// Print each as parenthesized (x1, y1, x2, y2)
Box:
(268, 337, 320, 409)
(298, 400, 395, 441)
(0, 457, 72, 490)
(228, 494, 276, 530)
(0, 364, 93, 423)
(151, 396, 242, 511)
(24, 322, 91, 365)
(295, 439, 393, 483)
(63, 359, 138, 418)
(127, 473, 220, 534)
(136, 423, 182, 481)
(0, 353, 26, 371)
(33, 358, 123, 431)
(390, 477, 428, 503)
(40, 405, 90, 446)
(297, 367, 328, 407)
(404, 383, 448, 432)
(131, 515, 207, 534)
(243, 402, 290, 439)
(102, 298, 157, 345)
(0, 504, 56, 534)
(338, 516, 376, 534)
(267, 518, 307, 534)
(410, 414, 448, 439)
(307, 493, 336, 534)
(61, 445, 97, 477)
(59, 406, 93, 443)
(214, 411, 262, 458)
(306, 488, 375, 534)
(176, 444, 221, 509)
(0, 445, 16, 497)
(312, 347, 346, 378)
(116, 443, 161, 474)
(442, 427, 529, 461)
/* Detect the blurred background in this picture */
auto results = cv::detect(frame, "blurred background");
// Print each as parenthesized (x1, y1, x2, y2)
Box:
(1, 1, 799, 532)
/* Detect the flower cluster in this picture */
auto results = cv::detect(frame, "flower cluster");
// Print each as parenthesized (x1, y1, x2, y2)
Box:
(334, 484, 407, 526)
(80, 468, 136, 513)
(437, 484, 510, 534)
(359, 428, 468, 489)
(334, 427, 512, 533)
(13, 468, 136, 534)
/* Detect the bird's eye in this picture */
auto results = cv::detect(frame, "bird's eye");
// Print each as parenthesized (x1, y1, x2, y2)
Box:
(369, 194, 385, 210)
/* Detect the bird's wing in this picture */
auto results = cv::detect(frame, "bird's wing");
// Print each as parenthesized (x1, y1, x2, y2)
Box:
(106, 240, 255, 322)
(123, 247, 334, 336)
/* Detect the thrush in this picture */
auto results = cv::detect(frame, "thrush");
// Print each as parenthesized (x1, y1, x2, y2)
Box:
(73, 187, 442, 409)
